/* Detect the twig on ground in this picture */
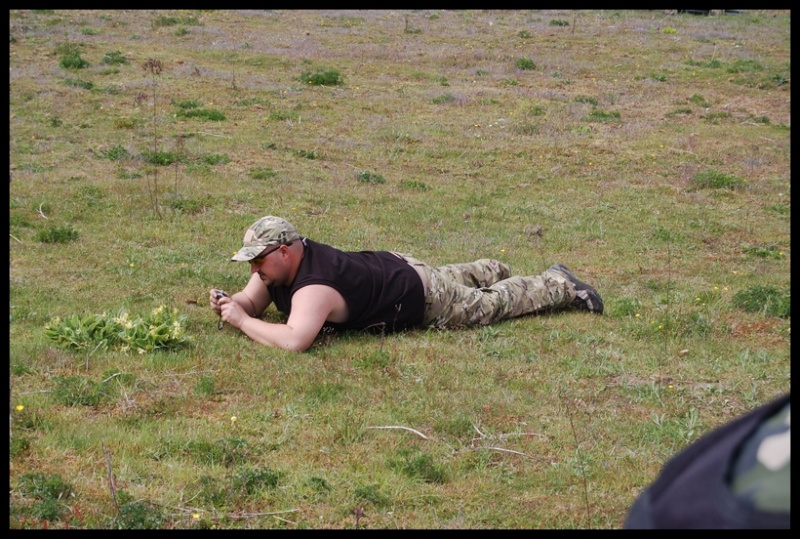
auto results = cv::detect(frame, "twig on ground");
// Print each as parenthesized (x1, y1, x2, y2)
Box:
(498, 432, 549, 440)
(227, 509, 300, 520)
(472, 446, 531, 458)
(366, 425, 429, 440)
(103, 442, 120, 513)
(198, 131, 232, 138)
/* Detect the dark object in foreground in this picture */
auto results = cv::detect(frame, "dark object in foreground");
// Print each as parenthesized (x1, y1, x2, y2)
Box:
(625, 393, 790, 529)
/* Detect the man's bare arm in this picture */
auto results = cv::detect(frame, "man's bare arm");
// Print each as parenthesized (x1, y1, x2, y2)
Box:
(210, 273, 271, 317)
(222, 284, 347, 352)
(235, 272, 272, 316)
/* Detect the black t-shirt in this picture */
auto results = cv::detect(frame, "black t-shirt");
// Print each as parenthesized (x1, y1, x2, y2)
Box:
(268, 239, 425, 334)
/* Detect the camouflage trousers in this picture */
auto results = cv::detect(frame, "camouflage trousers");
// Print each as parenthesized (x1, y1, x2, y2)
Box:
(395, 254, 577, 329)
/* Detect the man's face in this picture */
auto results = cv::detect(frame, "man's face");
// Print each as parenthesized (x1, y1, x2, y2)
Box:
(249, 245, 283, 285)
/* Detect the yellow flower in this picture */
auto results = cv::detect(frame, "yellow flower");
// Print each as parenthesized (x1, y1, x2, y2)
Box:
(713, 286, 719, 291)
(193, 513, 200, 520)
(635, 313, 640, 318)
(658, 325, 663, 330)
(15, 405, 24, 411)
(230, 416, 237, 423)
(668, 384, 674, 390)
(129, 263, 135, 268)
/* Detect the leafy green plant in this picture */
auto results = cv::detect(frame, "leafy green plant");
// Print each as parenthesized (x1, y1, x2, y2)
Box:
(165, 194, 210, 214)
(689, 93, 710, 107)
(727, 58, 763, 73)
(142, 149, 182, 166)
(43, 305, 193, 353)
(113, 117, 139, 129)
(665, 107, 693, 117)
(249, 167, 277, 179)
(732, 285, 790, 318)
(202, 153, 230, 165)
(64, 77, 94, 90)
(52, 375, 108, 406)
(9, 436, 30, 458)
(356, 171, 386, 184)
(100, 144, 130, 160)
(389, 449, 449, 484)
(399, 179, 429, 191)
(354, 483, 390, 506)
(112, 490, 166, 529)
(101, 50, 128, 65)
(269, 110, 299, 122)
(613, 296, 643, 317)
(432, 93, 456, 104)
(59, 50, 89, 69)
(231, 466, 283, 494)
(181, 437, 251, 466)
(584, 108, 621, 122)
(515, 57, 536, 70)
(294, 149, 318, 159)
(550, 19, 569, 26)
(689, 169, 746, 190)
(742, 243, 785, 259)
(702, 112, 731, 123)
(194, 375, 216, 397)
(15, 472, 74, 522)
(36, 225, 79, 244)
(300, 69, 343, 86)
(176, 108, 226, 121)
(173, 99, 201, 109)
(575, 95, 598, 106)
(152, 14, 201, 28)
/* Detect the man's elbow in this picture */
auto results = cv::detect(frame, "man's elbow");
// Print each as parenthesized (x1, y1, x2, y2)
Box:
(279, 334, 314, 352)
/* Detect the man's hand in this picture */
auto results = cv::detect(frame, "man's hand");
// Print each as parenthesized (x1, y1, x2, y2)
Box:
(219, 297, 248, 330)
(209, 288, 228, 315)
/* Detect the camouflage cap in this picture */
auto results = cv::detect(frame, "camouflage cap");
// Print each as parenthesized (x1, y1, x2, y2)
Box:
(231, 216, 301, 261)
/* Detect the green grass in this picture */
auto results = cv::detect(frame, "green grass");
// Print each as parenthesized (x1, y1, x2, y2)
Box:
(9, 9, 790, 530)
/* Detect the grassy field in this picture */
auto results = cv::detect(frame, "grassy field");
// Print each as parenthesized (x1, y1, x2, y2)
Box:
(9, 9, 790, 529)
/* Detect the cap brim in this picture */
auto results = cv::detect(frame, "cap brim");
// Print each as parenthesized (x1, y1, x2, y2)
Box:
(231, 246, 266, 262)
